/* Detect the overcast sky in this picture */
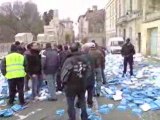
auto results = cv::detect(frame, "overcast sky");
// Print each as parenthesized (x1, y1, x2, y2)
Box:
(0, 0, 107, 35)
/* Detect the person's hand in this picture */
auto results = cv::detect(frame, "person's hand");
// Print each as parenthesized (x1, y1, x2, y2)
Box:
(32, 74, 37, 78)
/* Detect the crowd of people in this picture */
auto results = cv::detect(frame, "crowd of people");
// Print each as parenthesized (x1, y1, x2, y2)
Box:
(0, 38, 135, 120)
(0, 40, 106, 120)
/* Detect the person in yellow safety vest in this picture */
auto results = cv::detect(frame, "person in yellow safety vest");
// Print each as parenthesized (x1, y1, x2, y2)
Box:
(1, 44, 27, 106)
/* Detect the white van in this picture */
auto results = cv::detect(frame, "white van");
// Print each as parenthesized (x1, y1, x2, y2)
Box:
(107, 37, 124, 54)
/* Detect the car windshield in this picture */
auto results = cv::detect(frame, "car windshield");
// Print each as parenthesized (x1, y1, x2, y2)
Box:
(111, 41, 124, 46)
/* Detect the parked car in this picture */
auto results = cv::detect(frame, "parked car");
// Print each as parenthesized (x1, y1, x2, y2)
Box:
(107, 37, 124, 54)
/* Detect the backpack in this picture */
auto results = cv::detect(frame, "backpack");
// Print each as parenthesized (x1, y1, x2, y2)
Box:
(71, 56, 88, 79)
(61, 54, 89, 85)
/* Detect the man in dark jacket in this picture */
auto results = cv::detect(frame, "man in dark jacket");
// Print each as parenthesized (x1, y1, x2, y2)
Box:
(121, 38, 135, 77)
(61, 43, 89, 120)
(41, 43, 59, 101)
(25, 42, 41, 100)
(89, 44, 104, 97)
(91, 41, 106, 84)
(78, 45, 95, 108)
(56, 44, 63, 91)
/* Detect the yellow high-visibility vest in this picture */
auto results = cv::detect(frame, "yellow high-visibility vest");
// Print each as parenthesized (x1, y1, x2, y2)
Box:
(5, 53, 26, 79)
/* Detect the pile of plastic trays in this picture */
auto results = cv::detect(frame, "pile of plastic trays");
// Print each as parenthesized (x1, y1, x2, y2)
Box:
(101, 54, 160, 116)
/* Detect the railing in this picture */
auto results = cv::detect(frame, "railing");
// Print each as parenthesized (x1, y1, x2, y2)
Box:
(144, 11, 160, 22)
(117, 10, 142, 24)
(116, 15, 127, 25)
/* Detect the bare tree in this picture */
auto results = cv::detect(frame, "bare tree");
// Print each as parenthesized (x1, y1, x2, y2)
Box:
(0, 1, 43, 42)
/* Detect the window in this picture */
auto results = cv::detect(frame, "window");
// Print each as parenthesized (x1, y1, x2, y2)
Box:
(111, 41, 124, 46)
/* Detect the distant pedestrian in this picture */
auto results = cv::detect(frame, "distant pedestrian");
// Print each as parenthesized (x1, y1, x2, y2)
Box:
(41, 43, 60, 101)
(1, 44, 26, 106)
(25, 42, 41, 100)
(89, 43, 104, 97)
(76, 44, 95, 108)
(61, 43, 89, 120)
(121, 38, 135, 77)
(56, 44, 63, 91)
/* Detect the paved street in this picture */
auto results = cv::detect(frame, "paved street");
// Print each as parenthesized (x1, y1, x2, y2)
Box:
(1, 94, 160, 120)
(0, 95, 140, 120)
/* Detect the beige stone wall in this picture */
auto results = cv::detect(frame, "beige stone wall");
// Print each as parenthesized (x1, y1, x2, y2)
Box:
(117, 18, 142, 52)
(88, 33, 106, 47)
(141, 20, 160, 56)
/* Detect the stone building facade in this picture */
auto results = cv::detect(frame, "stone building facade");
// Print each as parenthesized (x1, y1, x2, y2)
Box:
(78, 6, 106, 47)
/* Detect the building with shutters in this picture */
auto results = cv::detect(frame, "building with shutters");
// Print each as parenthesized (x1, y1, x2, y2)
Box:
(78, 6, 106, 47)
(141, 0, 160, 56)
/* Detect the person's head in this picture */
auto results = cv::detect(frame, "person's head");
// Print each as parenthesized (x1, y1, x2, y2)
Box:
(27, 44, 32, 50)
(15, 41, 20, 46)
(126, 38, 130, 44)
(30, 42, 39, 50)
(90, 43, 96, 49)
(53, 44, 57, 49)
(10, 44, 17, 52)
(82, 45, 89, 53)
(70, 43, 79, 52)
(64, 45, 68, 51)
(91, 40, 95, 43)
(57, 44, 63, 51)
(46, 43, 52, 49)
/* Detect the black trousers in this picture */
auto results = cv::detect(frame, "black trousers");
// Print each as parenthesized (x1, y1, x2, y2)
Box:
(66, 91, 88, 120)
(123, 56, 133, 75)
(8, 78, 25, 105)
(24, 74, 30, 91)
(56, 70, 62, 91)
(86, 85, 94, 105)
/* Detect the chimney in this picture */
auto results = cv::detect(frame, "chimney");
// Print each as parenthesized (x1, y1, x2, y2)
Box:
(92, 5, 97, 11)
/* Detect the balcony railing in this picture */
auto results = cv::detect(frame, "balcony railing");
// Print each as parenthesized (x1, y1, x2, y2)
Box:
(116, 10, 142, 25)
(116, 15, 127, 25)
(128, 10, 142, 21)
(144, 11, 160, 22)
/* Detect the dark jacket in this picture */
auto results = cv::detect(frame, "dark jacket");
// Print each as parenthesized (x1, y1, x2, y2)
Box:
(82, 52, 95, 86)
(98, 47, 106, 69)
(59, 50, 70, 68)
(89, 48, 104, 69)
(61, 52, 89, 96)
(41, 48, 60, 74)
(24, 50, 31, 56)
(121, 43, 135, 57)
(25, 49, 41, 75)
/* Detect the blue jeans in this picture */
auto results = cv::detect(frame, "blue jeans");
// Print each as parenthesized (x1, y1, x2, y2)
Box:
(94, 68, 103, 95)
(66, 92, 88, 120)
(30, 74, 40, 99)
(46, 73, 57, 99)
